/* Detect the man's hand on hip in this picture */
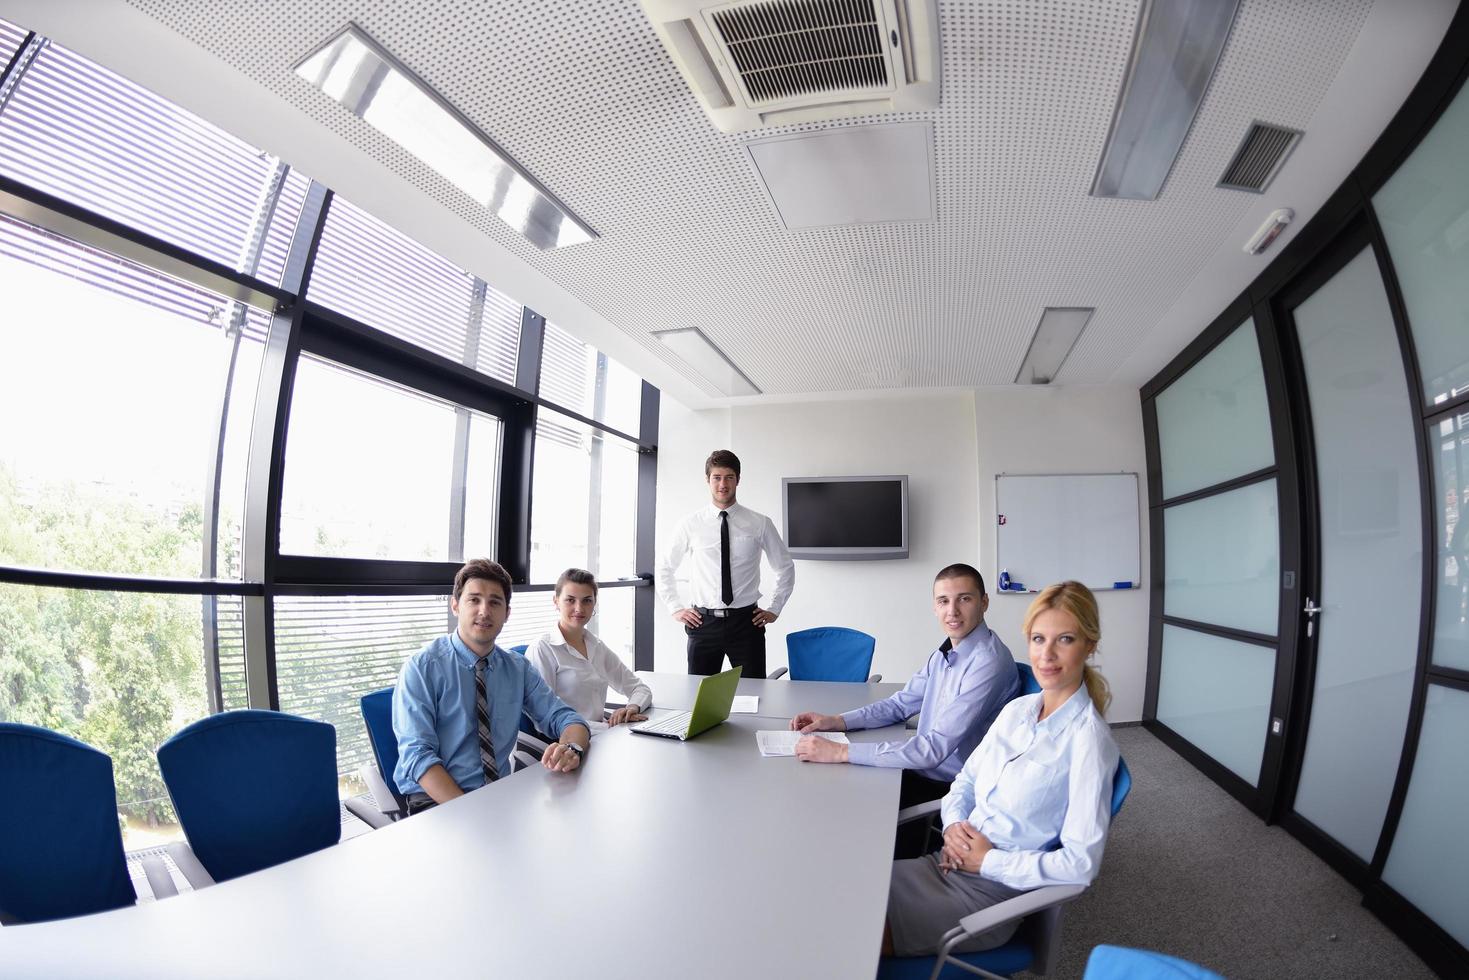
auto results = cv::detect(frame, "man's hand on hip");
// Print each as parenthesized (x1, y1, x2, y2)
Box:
(673, 607, 703, 628)
(751, 608, 778, 628)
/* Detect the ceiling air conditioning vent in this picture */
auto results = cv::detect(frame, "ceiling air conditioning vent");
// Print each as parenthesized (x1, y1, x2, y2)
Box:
(643, 0, 940, 132)
(1218, 121, 1303, 193)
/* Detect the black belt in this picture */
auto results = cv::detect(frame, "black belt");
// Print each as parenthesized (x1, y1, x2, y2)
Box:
(697, 604, 755, 619)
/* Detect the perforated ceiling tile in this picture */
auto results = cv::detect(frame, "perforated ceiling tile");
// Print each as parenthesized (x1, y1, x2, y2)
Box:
(122, 0, 1375, 396)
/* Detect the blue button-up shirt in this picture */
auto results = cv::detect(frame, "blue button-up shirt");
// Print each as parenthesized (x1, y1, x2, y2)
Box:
(393, 632, 586, 795)
(840, 622, 1018, 781)
(941, 688, 1120, 890)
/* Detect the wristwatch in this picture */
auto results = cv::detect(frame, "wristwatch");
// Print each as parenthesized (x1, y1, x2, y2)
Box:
(562, 742, 585, 762)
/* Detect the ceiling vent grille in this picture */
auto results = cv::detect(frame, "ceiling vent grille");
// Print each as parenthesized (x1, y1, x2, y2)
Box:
(1218, 121, 1302, 193)
(711, 1, 887, 104)
(643, 0, 939, 132)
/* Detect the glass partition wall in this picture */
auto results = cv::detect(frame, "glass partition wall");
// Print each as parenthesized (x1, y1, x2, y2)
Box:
(0, 21, 660, 849)
(1142, 12, 1469, 974)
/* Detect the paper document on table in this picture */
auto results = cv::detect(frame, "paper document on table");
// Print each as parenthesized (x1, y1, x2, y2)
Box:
(756, 730, 849, 757)
(731, 696, 759, 714)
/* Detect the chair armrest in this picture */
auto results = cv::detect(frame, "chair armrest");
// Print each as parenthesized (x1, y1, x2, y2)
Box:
(868, 673, 882, 683)
(164, 841, 215, 890)
(517, 730, 551, 754)
(768, 667, 789, 680)
(138, 851, 178, 900)
(357, 763, 403, 818)
(955, 883, 1087, 937)
(512, 749, 541, 772)
(343, 795, 394, 829)
(895, 799, 943, 827)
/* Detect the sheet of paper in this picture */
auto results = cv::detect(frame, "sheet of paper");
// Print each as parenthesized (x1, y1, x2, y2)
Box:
(730, 695, 759, 714)
(755, 730, 849, 757)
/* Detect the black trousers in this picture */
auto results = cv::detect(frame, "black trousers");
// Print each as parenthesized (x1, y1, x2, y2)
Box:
(686, 605, 766, 677)
(894, 769, 952, 859)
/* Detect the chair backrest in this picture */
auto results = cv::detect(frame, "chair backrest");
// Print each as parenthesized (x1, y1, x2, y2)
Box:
(1112, 756, 1132, 816)
(1015, 660, 1043, 695)
(1084, 944, 1224, 980)
(508, 643, 529, 655)
(0, 723, 136, 923)
(360, 688, 406, 812)
(157, 710, 340, 883)
(784, 627, 876, 682)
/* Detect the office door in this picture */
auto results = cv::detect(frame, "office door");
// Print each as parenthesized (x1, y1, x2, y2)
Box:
(1277, 232, 1423, 875)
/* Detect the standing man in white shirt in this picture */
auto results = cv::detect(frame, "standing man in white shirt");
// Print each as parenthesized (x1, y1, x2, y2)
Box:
(656, 449, 795, 677)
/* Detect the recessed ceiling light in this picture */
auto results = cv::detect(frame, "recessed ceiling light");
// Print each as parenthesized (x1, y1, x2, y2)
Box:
(652, 328, 761, 397)
(295, 24, 597, 250)
(1091, 0, 1240, 200)
(1015, 308, 1094, 385)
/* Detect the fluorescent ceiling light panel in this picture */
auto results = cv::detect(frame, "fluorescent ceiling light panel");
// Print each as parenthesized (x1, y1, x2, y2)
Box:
(295, 25, 596, 250)
(1090, 0, 1240, 200)
(652, 328, 761, 397)
(1015, 308, 1094, 385)
(745, 122, 935, 230)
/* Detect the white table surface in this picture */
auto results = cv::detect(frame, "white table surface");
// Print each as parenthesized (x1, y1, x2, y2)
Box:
(637, 670, 904, 720)
(0, 701, 905, 979)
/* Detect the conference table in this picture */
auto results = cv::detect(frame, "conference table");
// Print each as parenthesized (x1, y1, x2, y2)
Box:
(0, 674, 909, 979)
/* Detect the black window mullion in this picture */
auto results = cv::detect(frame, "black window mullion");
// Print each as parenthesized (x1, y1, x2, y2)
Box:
(634, 381, 660, 671)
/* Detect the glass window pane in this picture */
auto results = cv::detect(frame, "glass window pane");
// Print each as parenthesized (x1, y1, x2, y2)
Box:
(496, 590, 562, 652)
(529, 409, 639, 582)
(495, 586, 637, 669)
(1382, 683, 1469, 949)
(1155, 320, 1275, 498)
(591, 587, 636, 669)
(1374, 81, 1469, 406)
(274, 595, 449, 779)
(306, 196, 519, 384)
(0, 213, 263, 578)
(0, 40, 305, 275)
(1291, 247, 1421, 861)
(1432, 414, 1469, 669)
(0, 583, 209, 849)
(1155, 624, 1275, 786)
(280, 356, 502, 562)
(214, 594, 248, 711)
(541, 321, 644, 435)
(1163, 480, 1280, 636)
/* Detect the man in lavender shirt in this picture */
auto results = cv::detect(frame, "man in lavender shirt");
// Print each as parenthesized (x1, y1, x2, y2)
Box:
(791, 563, 1019, 856)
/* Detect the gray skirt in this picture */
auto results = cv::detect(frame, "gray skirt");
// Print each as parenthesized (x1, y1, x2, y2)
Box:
(886, 854, 1026, 957)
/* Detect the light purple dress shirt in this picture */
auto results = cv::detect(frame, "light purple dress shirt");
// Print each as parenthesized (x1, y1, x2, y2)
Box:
(840, 621, 1018, 782)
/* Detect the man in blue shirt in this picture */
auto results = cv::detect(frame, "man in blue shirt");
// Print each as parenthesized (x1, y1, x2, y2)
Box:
(790, 563, 1019, 855)
(393, 559, 591, 814)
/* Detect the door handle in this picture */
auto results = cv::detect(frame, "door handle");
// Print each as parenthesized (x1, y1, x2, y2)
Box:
(1303, 598, 1322, 616)
(1303, 597, 1321, 637)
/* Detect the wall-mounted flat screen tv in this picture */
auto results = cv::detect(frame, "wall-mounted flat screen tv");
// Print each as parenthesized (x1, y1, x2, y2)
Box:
(782, 476, 909, 560)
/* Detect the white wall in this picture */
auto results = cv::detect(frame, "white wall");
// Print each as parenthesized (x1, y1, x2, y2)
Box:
(653, 385, 1149, 722)
(973, 387, 1150, 722)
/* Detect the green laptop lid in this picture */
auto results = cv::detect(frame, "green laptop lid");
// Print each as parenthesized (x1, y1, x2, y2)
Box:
(684, 666, 742, 738)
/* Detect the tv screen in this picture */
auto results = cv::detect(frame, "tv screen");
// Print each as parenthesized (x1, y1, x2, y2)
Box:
(783, 476, 909, 560)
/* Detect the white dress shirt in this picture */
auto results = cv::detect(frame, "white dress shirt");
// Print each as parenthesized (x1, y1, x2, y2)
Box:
(941, 687, 1120, 891)
(525, 626, 653, 723)
(655, 501, 795, 614)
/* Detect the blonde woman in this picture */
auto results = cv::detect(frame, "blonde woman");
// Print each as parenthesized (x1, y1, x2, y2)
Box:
(883, 580, 1120, 957)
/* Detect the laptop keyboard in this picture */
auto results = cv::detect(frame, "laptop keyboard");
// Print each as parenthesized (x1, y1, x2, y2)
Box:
(636, 711, 691, 736)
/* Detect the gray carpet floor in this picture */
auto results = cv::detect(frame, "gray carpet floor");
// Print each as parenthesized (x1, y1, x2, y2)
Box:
(1026, 727, 1437, 980)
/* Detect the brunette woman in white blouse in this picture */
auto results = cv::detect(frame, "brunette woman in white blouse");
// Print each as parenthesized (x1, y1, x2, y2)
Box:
(526, 569, 653, 728)
(882, 580, 1120, 957)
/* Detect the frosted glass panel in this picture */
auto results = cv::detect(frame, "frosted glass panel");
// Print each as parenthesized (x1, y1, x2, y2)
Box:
(1430, 415, 1469, 669)
(1155, 321, 1275, 498)
(1374, 82, 1469, 406)
(1382, 684, 1469, 948)
(1155, 625, 1274, 786)
(1291, 247, 1421, 861)
(1163, 480, 1279, 635)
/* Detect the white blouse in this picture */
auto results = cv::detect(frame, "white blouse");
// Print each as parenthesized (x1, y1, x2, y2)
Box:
(940, 688, 1120, 891)
(525, 627, 653, 724)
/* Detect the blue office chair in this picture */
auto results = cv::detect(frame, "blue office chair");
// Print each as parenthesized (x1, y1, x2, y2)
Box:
(769, 626, 880, 682)
(157, 710, 340, 886)
(0, 723, 141, 923)
(879, 756, 1133, 980)
(1015, 660, 1042, 695)
(1083, 945, 1223, 980)
(508, 643, 529, 655)
(352, 687, 406, 825)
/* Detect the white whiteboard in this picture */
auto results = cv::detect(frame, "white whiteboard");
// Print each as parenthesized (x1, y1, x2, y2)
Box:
(995, 473, 1140, 592)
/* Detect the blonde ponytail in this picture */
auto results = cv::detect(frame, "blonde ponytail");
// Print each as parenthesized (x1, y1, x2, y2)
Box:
(1082, 664, 1111, 718)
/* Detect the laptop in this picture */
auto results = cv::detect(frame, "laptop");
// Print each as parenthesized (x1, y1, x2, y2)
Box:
(630, 666, 742, 741)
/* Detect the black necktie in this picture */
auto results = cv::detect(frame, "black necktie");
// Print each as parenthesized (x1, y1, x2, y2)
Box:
(474, 656, 498, 783)
(719, 510, 734, 607)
